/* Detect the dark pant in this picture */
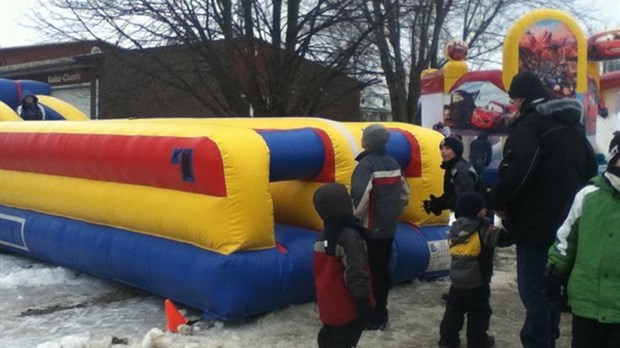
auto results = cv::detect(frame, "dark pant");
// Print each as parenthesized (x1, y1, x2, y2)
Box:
(516, 243, 561, 348)
(572, 315, 620, 348)
(471, 158, 486, 177)
(366, 237, 393, 324)
(317, 318, 365, 348)
(439, 283, 493, 348)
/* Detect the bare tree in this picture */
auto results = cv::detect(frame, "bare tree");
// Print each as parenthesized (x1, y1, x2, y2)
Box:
(32, 0, 378, 117)
(362, 0, 599, 124)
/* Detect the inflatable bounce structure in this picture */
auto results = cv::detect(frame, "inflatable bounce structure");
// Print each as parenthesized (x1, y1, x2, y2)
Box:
(3, 8, 617, 321)
(0, 78, 90, 121)
(420, 9, 620, 177)
(0, 79, 451, 320)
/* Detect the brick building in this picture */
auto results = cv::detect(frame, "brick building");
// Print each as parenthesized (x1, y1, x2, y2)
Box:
(0, 41, 361, 120)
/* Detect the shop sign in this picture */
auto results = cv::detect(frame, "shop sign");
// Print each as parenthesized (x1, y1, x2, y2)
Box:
(48, 72, 82, 85)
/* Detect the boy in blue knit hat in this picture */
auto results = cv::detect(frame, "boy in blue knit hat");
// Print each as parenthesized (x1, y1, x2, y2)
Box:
(424, 137, 486, 216)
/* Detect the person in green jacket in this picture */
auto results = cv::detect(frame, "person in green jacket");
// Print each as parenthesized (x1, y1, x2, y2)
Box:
(545, 132, 620, 348)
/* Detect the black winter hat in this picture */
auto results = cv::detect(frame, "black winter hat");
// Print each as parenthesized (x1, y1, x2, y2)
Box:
(440, 136, 464, 158)
(455, 191, 486, 219)
(21, 90, 38, 102)
(508, 71, 551, 101)
(362, 124, 390, 152)
(313, 183, 354, 221)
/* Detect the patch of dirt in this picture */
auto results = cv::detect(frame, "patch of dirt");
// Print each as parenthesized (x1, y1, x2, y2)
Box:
(19, 288, 141, 316)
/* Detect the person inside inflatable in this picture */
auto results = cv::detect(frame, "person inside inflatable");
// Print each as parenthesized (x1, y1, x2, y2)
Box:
(17, 91, 46, 120)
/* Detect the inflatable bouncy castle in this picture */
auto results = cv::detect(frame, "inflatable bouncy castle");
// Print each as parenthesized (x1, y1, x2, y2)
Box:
(0, 78, 89, 121)
(588, 28, 620, 152)
(420, 9, 620, 179)
(0, 79, 451, 320)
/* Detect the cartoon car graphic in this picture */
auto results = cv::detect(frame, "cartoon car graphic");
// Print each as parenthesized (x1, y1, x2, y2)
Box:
(443, 90, 477, 129)
(587, 29, 620, 61)
(471, 101, 517, 130)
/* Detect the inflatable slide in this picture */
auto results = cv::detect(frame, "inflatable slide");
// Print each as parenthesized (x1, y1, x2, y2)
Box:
(0, 90, 450, 320)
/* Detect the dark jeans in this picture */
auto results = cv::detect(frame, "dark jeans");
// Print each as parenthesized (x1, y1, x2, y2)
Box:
(516, 243, 561, 348)
(471, 158, 486, 178)
(439, 283, 493, 348)
(317, 317, 365, 348)
(366, 237, 393, 324)
(572, 315, 620, 348)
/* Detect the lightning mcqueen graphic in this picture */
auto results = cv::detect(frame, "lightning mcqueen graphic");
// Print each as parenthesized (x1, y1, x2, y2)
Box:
(471, 101, 517, 130)
(588, 29, 620, 61)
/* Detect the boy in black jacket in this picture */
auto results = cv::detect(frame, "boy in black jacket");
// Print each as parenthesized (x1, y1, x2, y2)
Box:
(439, 192, 511, 348)
(312, 183, 375, 348)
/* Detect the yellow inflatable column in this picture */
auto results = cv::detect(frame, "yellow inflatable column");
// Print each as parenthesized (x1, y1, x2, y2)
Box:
(0, 101, 22, 121)
(443, 41, 469, 93)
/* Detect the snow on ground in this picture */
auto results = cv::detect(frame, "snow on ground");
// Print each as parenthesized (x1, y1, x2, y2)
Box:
(0, 247, 572, 348)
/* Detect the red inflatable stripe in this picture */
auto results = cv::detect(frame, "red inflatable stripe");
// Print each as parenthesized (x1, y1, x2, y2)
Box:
(399, 130, 422, 178)
(312, 128, 336, 183)
(0, 132, 227, 196)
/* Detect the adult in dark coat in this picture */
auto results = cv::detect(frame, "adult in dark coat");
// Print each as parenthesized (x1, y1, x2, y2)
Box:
(488, 71, 597, 348)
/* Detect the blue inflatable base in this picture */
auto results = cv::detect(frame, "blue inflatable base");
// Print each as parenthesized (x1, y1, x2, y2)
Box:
(0, 205, 448, 320)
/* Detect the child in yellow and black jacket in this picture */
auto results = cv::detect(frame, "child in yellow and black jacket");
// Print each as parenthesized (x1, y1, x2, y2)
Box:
(439, 192, 512, 348)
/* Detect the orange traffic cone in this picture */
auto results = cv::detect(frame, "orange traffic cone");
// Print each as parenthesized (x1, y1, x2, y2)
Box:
(164, 299, 187, 333)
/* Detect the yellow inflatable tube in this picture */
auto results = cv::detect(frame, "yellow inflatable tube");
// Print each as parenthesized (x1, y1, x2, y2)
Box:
(0, 101, 22, 121)
(0, 121, 273, 254)
(113, 117, 359, 230)
(117, 118, 449, 228)
(121, 117, 358, 182)
(37, 95, 90, 120)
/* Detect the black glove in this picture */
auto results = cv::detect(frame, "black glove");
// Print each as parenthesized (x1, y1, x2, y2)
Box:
(423, 199, 433, 214)
(423, 195, 444, 216)
(543, 266, 567, 307)
(355, 299, 373, 324)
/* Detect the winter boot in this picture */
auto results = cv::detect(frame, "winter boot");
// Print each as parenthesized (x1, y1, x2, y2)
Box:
(364, 316, 388, 330)
(365, 307, 388, 330)
(466, 335, 494, 348)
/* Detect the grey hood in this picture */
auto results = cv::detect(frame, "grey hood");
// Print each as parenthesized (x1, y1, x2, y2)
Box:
(448, 217, 480, 243)
(536, 98, 582, 126)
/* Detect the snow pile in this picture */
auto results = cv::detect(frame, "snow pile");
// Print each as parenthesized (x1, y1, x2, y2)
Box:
(1, 246, 572, 348)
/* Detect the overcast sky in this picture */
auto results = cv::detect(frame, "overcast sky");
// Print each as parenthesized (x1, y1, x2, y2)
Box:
(1, 0, 619, 49)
